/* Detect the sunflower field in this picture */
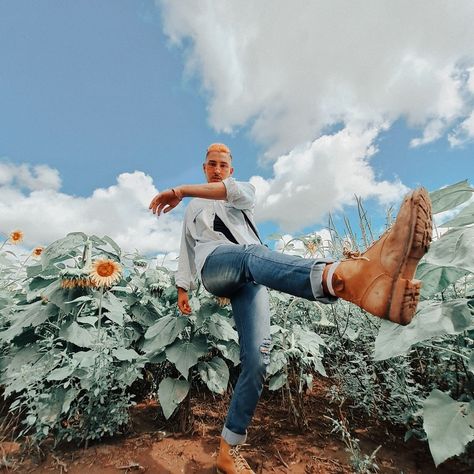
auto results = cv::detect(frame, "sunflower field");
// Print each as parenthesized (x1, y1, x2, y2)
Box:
(0, 180, 473, 470)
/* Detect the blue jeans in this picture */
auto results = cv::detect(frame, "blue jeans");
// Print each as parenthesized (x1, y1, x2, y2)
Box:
(200, 243, 337, 445)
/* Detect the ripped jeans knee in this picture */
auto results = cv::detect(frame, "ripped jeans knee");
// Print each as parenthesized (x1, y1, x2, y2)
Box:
(259, 337, 271, 367)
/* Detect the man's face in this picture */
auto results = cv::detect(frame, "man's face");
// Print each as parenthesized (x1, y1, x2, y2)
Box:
(203, 151, 234, 183)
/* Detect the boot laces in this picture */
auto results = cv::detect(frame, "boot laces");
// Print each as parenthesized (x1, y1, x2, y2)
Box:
(342, 225, 393, 261)
(229, 445, 252, 472)
(342, 248, 370, 261)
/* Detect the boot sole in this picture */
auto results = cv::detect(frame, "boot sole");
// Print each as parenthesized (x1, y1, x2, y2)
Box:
(388, 188, 432, 325)
(402, 188, 433, 278)
(389, 278, 422, 325)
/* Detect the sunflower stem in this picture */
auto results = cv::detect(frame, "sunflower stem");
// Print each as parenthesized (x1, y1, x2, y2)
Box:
(0, 237, 8, 251)
(97, 286, 104, 340)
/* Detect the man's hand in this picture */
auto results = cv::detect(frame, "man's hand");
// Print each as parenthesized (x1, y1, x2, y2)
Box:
(177, 287, 192, 315)
(149, 189, 182, 216)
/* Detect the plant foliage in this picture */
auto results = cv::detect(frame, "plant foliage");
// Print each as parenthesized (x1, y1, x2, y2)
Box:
(0, 180, 473, 468)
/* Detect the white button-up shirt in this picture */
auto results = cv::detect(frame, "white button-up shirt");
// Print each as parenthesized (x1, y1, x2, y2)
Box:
(174, 177, 261, 291)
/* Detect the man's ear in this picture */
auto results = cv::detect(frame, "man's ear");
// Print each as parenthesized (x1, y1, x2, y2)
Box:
(230, 166, 234, 175)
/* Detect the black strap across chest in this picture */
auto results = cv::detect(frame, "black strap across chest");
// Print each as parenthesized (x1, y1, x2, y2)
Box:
(213, 211, 263, 245)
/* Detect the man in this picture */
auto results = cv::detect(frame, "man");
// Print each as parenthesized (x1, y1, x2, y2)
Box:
(149, 143, 432, 474)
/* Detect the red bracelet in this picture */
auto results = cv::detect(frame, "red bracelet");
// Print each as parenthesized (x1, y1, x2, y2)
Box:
(171, 188, 183, 201)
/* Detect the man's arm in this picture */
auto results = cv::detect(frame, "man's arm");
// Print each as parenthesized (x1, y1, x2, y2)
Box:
(149, 182, 226, 216)
(149, 178, 255, 215)
(175, 219, 197, 315)
(177, 287, 191, 315)
(177, 182, 227, 200)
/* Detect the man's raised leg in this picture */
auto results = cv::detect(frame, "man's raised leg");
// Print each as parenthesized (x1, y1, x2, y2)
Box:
(321, 187, 432, 325)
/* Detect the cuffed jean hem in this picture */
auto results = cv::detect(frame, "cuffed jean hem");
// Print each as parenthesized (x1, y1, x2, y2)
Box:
(221, 425, 247, 445)
(309, 259, 339, 304)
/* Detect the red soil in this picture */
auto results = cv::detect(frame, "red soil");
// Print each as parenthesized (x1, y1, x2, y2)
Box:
(2, 378, 471, 473)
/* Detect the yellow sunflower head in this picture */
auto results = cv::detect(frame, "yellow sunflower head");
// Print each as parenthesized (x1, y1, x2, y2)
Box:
(9, 230, 24, 244)
(90, 259, 122, 288)
(32, 246, 44, 257)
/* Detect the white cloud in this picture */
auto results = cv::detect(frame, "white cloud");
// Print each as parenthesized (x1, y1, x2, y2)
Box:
(158, 0, 474, 230)
(160, 0, 474, 156)
(0, 162, 183, 256)
(410, 119, 446, 148)
(467, 67, 474, 95)
(0, 162, 61, 191)
(448, 110, 474, 146)
(250, 126, 408, 230)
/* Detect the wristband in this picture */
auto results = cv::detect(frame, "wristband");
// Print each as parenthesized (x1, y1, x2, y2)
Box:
(171, 188, 183, 201)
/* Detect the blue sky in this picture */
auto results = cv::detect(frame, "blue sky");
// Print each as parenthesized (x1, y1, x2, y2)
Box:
(1, 0, 473, 258)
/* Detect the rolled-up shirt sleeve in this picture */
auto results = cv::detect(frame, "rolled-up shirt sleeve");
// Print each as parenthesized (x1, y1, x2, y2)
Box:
(222, 177, 256, 210)
(174, 218, 197, 291)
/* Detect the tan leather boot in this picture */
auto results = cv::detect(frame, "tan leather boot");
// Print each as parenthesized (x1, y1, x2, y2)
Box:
(323, 187, 432, 325)
(216, 437, 255, 474)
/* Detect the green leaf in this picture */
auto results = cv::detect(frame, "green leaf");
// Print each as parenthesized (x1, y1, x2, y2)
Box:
(206, 314, 238, 342)
(41, 232, 87, 267)
(271, 291, 291, 303)
(0, 345, 42, 375)
(269, 372, 287, 391)
(142, 315, 188, 355)
(373, 299, 474, 361)
(422, 227, 474, 274)
(214, 340, 241, 366)
(341, 326, 359, 341)
(310, 356, 327, 377)
(423, 390, 474, 467)
(76, 316, 98, 326)
(429, 180, 474, 214)
(48, 285, 75, 312)
(198, 356, 229, 394)
(416, 262, 468, 297)
(267, 350, 287, 376)
(194, 298, 218, 328)
(65, 295, 94, 304)
(100, 235, 122, 257)
(26, 264, 44, 279)
(293, 325, 326, 354)
(101, 292, 126, 325)
(0, 301, 51, 342)
(47, 364, 77, 381)
(158, 377, 190, 419)
(59, 321, 96, 348)
(34, 385, 79, 427)
(440, 201, 474, 228)
(112, 347, 139, 361)
(147, 351, 166, 364)
(131, 303, 160, 327)
(62, 387, 79, 414)
(165, 337, 209, 379)
(72, 350, 99, 368)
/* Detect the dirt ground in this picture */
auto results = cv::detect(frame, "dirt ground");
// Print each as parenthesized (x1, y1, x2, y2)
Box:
(1, 378, 472, 473)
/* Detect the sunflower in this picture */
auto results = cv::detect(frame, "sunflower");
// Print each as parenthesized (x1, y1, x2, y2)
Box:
(32, 246, 44, 257)
(90, 259, 122, 288)
(9, 230, 24, 244)
(60, 267, 93, 289)
(61, 278, 93, 289)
